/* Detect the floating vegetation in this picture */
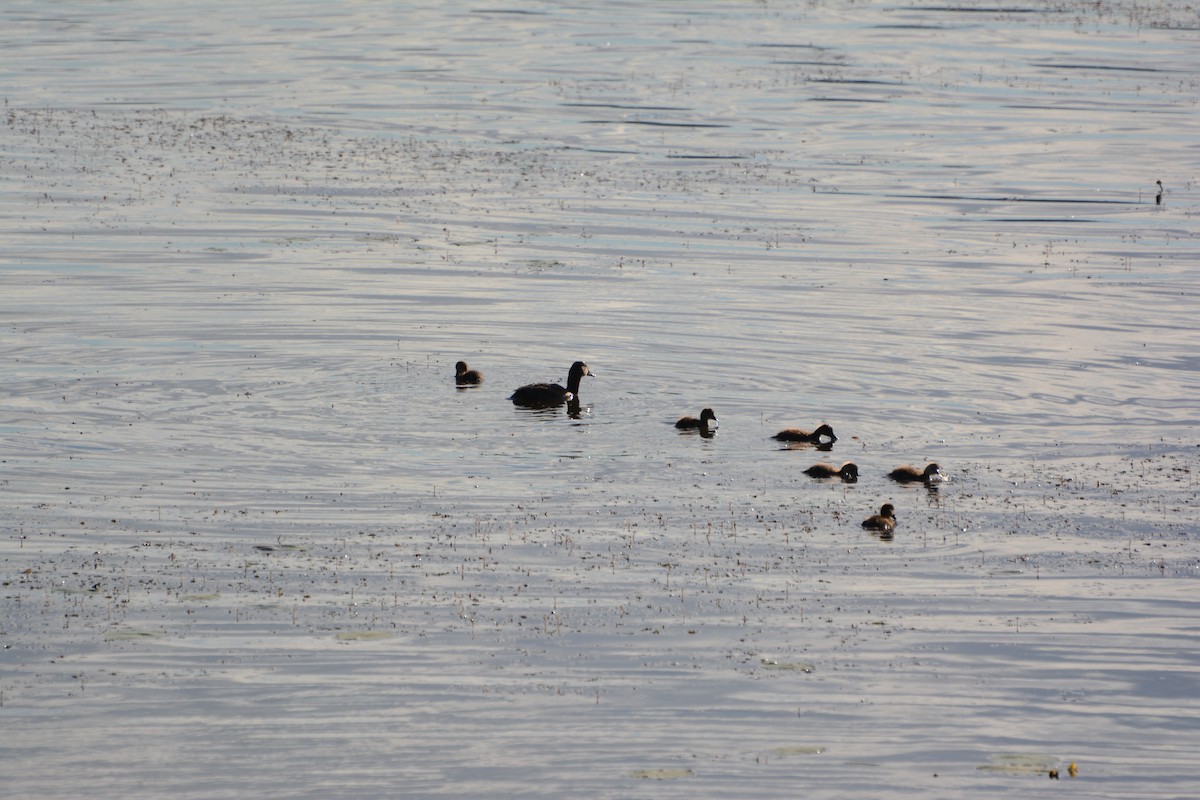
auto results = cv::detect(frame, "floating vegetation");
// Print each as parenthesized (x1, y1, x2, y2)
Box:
(524, 259, 565, 272)
(769, 745, 826, 757)
(630, 768, 693, 780)
(178, 593, 220, 602)
(104, 629, 166, 641)
(54, 585, 102, 595)
(760, 659, 815, 673)
(253, 544, 307, 553)
(334, 631, 394, 641)
(977, 752, 1061, 776)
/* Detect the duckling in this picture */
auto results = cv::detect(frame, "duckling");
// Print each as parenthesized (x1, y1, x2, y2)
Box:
(803, 462, 858, 482)
(861, 503, 896, 535)
(772, 423, 836, 445)
(888, 463, 945, 484)
(455, 361, 483, 386)
(676, 408, 718, 431)
(510, 360, 593, 408)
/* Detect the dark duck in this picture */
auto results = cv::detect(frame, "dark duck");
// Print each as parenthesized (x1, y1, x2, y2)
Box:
(861, 503, 896, 536)
(510, 360, 593, 408)
(772, 423, 837, 446)
(676, 408, 718, 434)
(888, 463, 946, 485)
(455, 361, 483, 386)
(803, 462, 858, 482)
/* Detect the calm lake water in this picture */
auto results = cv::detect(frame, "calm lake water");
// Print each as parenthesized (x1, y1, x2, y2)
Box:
(2, 1, 1199, 797)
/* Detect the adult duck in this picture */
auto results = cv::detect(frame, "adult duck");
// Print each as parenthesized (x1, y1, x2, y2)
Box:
(510, 360, 593, 408)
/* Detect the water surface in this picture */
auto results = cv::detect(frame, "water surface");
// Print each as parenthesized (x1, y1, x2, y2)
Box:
(2, 1, 1198, 798)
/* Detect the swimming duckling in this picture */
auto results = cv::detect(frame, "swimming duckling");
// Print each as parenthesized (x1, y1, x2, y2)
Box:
(676, 408, 718, 432)
(510, 360, 593, 408)
(888, 463, 946, 484)
(772, 423, 837, 445)
(455, 361, 483, 386)
(803, 462, 859, 482)
(861, 503, 896, 535)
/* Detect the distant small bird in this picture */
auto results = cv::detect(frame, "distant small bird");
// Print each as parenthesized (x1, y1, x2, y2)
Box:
(510, 360, 592, 407)
(1155, 179, 1163, 206)
(888, 463, 946, 484)
(455, 361, 483, 386)
(803, 462, 858, 482)
(772, 423, 837, 445)
(676, 407, 718, 432)
(862, 503, 896, 536)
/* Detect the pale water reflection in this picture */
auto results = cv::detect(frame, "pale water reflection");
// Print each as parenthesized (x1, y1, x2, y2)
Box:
(2, 1, 1198, 798)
